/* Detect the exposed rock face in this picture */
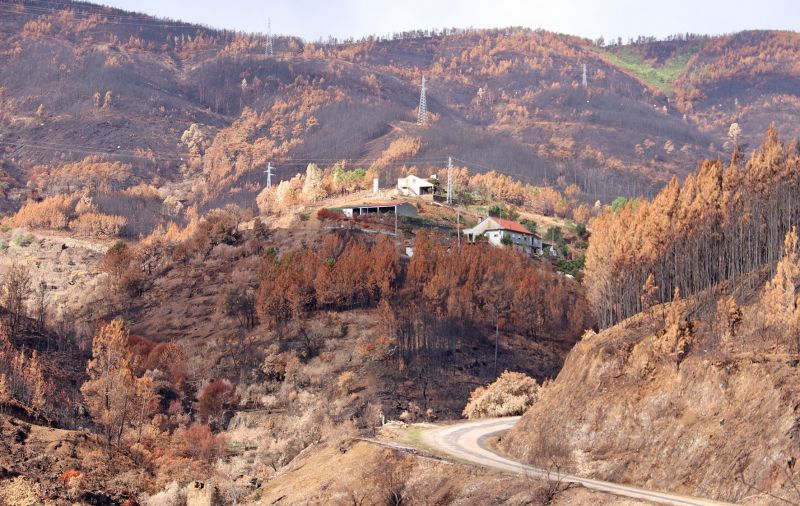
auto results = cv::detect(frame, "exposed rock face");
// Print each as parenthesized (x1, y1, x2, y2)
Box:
(500, 315, 800, 503)
(186, 481, 221, 506)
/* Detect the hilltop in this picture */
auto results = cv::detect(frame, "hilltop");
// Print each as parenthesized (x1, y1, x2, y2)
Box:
(0, 1, 797, 215)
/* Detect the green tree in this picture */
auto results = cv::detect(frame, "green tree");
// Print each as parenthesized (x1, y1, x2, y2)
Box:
(521, 219, 538, 234)
(610, 196, 628, 213)
(544, 226, 563, 244)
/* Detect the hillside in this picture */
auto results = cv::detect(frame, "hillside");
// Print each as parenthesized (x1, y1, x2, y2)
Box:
(255, 437, 650, 505)
(500, 304, 800, 503)
(499, 130, 800, 504)
(0, 1, 797, 216)
(0, 185, 593, 503)
(1, 1, 800, 504)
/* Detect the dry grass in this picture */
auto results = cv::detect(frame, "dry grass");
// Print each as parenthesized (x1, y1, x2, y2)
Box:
(256, 439, 647, 505)
(501, 299, 800, 503)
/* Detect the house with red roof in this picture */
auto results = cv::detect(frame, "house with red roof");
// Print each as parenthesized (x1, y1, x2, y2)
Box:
(462, 216, 544, 254)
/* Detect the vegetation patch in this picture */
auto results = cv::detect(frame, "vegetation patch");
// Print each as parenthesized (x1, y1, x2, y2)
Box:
(600, 45, 700, 95)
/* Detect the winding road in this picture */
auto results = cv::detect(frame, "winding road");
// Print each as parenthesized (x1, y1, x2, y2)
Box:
(420, 417, 732, 506)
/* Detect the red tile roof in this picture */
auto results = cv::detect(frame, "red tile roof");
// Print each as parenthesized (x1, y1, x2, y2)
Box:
(489, 217, 533, 235)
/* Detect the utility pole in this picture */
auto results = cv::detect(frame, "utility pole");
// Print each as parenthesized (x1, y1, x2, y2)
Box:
(417, 76, 428, 126)
(447, 156, 453, 205)
(582, 63, 588, 88)
(265, 162, 275, 188)
(457, 206, 461, 249)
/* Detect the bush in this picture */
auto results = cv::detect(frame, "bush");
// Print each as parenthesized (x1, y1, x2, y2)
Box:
(181, 423, 225, 461)
(575, 222, 588, 239)
(13, 233, 34, 247)
(101, 242, 150, 298)
(521, 218, 537, 234)
(12, 194, 75, 229)
(196, 379, 236, 426)
(337, 370, 355, 393)
(544, 226, 563, 244)
(191, 209, 241, 255)
(0, 240, 8, 253)
(143, 482, 186, 506)
(58, 469, 82, 486)
(487, 204, 520, 221)
(317, 208, 344, 221)
(557, 255, 585, 277)
(462, 371, 539, 419)
(71, 212, 127, 238)
(102, 241, 129, 276)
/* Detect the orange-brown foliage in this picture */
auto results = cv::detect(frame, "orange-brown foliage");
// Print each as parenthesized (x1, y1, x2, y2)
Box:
(12, 194, 76, 229)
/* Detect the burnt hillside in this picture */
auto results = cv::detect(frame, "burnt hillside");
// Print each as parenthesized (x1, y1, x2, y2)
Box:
(0, 1, 797, 208)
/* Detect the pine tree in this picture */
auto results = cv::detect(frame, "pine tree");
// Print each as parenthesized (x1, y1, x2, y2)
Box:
(26, 351, 47, 412)
(80, 319, 137, 445)
(716, 296, 742, 350)
(640, 273, 658, 316)
(763, 227, 800, 351)
(2, 263, 31, 338)
(133, 375, 158, 443)
(0, 373, 10, 415)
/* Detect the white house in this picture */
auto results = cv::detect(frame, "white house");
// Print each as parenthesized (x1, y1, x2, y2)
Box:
(397, 175, 435, 198)
(340, 201, 418, 218)
(462, 216, 542, 253)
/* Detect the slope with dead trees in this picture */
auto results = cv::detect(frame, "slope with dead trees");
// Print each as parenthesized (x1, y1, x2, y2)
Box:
(586, 127, 800, 328)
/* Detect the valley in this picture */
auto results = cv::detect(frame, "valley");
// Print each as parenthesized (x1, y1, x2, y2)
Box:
(0, 1, 798, 505)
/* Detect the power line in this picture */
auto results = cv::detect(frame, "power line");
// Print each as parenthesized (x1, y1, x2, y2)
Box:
(265, 18, 273, 57)
(0, 136, 448, 167)
(0, 139, 183, 162)
(0, 134, 627, 200)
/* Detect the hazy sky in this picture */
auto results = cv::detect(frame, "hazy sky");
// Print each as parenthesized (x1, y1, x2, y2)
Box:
(98, 0, 800, 42)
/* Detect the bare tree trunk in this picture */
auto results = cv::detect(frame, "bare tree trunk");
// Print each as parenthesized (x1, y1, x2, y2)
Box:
(494, 320, 499, 378)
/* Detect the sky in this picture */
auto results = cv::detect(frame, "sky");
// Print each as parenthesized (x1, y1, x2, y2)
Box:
(98, 0, 800, 42)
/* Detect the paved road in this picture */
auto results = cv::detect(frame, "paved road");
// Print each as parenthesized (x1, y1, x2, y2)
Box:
(421, 417, 733, 506)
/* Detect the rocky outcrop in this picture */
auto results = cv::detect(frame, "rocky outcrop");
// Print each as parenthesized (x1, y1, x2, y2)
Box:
(186, 481, 221, 506)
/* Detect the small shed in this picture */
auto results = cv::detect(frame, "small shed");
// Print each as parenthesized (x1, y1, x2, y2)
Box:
(397, 175, 435, 197)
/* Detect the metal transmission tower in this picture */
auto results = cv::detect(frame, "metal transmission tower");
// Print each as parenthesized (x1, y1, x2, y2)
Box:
(582, 64, 588, 88)
(417, 76, 428, 125)
(265, 162, 275, 188)
(265, 18, 274, 57)
(447, 156, 453, 204)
